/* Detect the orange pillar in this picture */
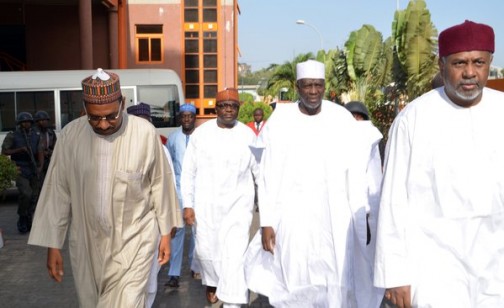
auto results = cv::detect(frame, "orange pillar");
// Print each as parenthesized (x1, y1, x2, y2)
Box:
(108, 6, 119, 69)
(79, 0, 93, 69)
(118, 1, 128, 68)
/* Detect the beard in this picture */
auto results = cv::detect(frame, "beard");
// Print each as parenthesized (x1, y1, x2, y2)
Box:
(300, 98, 322, 111)
(444, 79, 482, 104)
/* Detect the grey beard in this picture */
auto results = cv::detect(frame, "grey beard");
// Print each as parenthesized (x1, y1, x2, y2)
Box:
(445, 81, 482, 103)
(300, 99, 322, 110)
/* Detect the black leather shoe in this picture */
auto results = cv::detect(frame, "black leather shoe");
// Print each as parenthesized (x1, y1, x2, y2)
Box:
(17, 216, 29, 234)
(165, 276, 179, 288)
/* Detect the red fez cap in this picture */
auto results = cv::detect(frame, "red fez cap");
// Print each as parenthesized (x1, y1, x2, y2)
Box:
(216, 88, 240, 103)
(438, 20, 494, 58)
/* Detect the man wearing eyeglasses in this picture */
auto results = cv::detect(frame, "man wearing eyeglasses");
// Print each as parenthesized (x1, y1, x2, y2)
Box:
(28, 68, 181, 307)
(181, 88, 258, 307)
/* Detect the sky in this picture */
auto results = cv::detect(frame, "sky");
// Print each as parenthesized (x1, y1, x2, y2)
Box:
(238, 0, 504, 71)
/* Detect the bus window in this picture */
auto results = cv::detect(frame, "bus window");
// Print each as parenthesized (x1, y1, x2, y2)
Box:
(0, 91, 55, 132)
(121, 87, 136, 109)
(0, 92, 15, 132)
(17, 91, 54, 116)
(137, 85, 180, 128)
(0, 69, 186, 140)
(60, 90, 83, 128)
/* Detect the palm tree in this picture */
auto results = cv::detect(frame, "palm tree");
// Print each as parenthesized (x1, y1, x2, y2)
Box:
(327, 24, 385, 106)
(392, 0, 438, 101)
(368, 0, 438, 144)
(265, 52, 315, 102)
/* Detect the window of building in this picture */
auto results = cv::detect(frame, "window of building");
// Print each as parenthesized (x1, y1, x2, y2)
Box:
(135, 25, 163, 64)
(203, 9, 217, 22)
(183, 0, 220, 115)
(184, 0, 199, 22)
(202, 31, 217, 98)
(185, 85, 199, 99)
(185, 0, 198, 6)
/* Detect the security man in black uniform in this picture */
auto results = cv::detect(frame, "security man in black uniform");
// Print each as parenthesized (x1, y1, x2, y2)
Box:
(34, 110, 57, 183)
(1, 112, 44, 233)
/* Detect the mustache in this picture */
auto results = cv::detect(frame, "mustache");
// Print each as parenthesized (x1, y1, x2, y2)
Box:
(459, 79, 479, 86)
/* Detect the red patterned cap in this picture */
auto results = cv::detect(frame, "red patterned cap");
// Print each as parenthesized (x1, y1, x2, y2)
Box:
(439, 20, 494, 58)
(216, 88, 240, 103)
(81, 68, 122, 104)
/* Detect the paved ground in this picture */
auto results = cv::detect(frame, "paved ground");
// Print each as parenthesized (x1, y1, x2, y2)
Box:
(0, 191, 272, 308)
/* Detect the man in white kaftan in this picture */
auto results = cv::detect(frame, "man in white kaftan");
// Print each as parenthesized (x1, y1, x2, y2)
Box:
(345, 100, 383, 249)
(374, 21, 504, 307)
(28, 69, 181, 308)
(245, 60, 383, 308)
(182, 88, 258, 307)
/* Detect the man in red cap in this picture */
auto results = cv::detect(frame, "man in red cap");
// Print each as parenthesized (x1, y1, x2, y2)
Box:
(181, 88, 258, 307)
(375, 21, 504, 307)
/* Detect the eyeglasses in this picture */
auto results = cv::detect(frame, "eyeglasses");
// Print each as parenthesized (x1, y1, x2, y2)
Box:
(215, 102, 240, 110)
(83, 100, 123, 124)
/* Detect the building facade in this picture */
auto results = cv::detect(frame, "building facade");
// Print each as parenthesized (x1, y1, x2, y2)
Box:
(0, 0, 239, 118)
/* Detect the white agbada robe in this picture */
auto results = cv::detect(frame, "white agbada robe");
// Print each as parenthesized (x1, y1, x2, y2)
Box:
(374, 87, 504, 307)
(245, 101, 381, 308)
(181, 119, 258, 304)
(353, 120, 385, 307)
(28, 114, 181, 308)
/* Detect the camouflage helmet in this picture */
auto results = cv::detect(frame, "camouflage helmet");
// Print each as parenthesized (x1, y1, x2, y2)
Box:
(34, 110, 50, 121)
(16, 112, 34, 124)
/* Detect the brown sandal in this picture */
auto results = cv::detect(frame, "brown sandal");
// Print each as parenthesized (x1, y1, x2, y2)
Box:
(206, 286, 218, 304)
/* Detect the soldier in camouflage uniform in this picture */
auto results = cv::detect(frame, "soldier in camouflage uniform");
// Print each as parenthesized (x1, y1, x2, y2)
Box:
(34, 110, 57, 183)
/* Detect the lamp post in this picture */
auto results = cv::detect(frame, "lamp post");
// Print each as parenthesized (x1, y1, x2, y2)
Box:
(238, 64, 244, 93)
(296, 19, 324, 54)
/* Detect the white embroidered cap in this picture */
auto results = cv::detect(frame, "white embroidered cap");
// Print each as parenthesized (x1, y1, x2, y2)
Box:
(296, 60, 325, 80)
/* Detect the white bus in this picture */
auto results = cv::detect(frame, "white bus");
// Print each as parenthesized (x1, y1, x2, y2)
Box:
(0, 69, 185, 143)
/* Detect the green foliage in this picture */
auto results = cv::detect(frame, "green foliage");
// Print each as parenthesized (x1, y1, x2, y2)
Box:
(239, 67, 274, 86)
(239, 92, 255, 104)
(392, 0, 438, 100)
(372, 37, 395, 88)
(265, 52, 316, 101)
(251, 0, 440, 141)
(0, 155, 18, 193)
(329, 24, 385, 104)
(238, 101, 273, 124)
(328, 49, 352, 98)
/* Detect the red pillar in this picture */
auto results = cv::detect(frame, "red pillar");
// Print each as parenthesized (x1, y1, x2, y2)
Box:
(79, 0, 93, 69)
